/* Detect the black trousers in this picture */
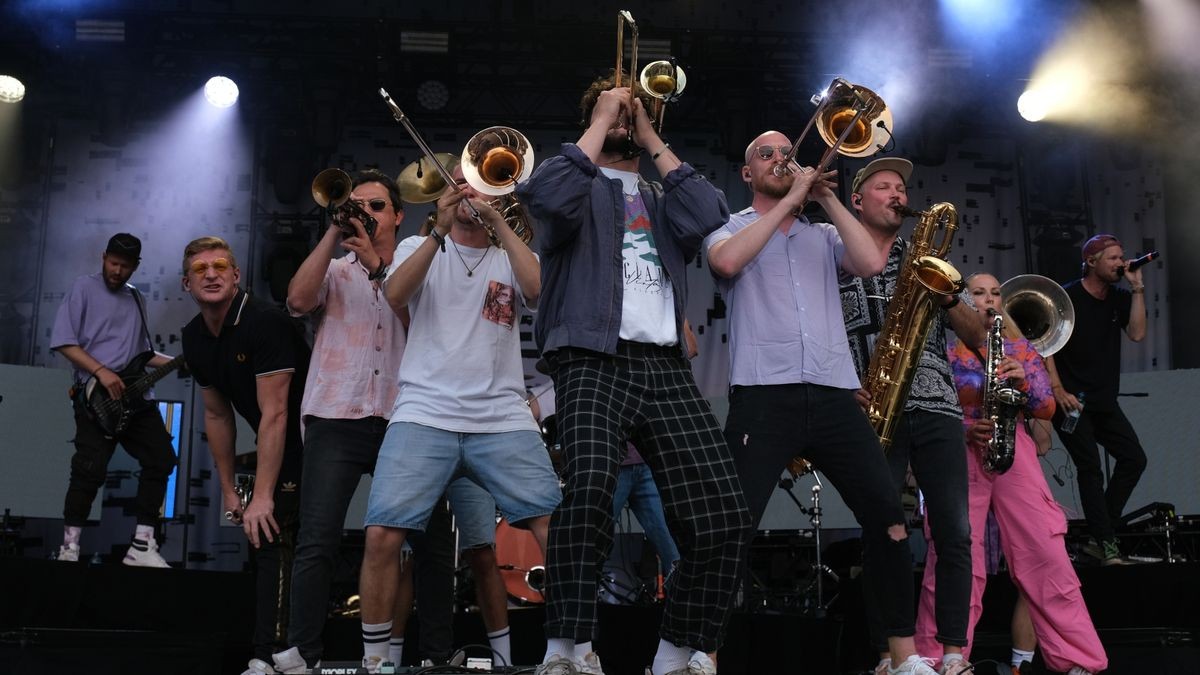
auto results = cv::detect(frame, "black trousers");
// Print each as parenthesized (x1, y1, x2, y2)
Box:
(725, 383, 915, 642)
(64, 399, 177, 528)
(1053, 399, 1147, 544)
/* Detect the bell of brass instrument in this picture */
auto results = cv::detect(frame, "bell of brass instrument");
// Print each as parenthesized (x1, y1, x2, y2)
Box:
(862, 202, 963, 449)
(639, 59, 686, 134)
(774, 78, 894, 178)
(462, 126, 536, 247)
(312, 168, 379, 238)
(1000, 274, 1075, 356)
(981, 310, 1028, 474)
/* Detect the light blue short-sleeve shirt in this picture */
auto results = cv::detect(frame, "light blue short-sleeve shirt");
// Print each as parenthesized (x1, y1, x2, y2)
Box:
(704, 207, 860, 389)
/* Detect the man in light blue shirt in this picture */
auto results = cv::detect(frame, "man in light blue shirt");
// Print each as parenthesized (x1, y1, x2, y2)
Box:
(703, 131, 941, 675)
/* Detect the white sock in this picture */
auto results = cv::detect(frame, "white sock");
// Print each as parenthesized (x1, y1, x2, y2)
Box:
(63, 525, 82, 547)
(573, 641, 593, 660)
(545, 638, 573, 664)
(651, 639, 691, 675)
(134, 524, 155, 543)
(488, 627, 512, 666)
(1012, 648, 1035, 667)
(362, 621, 392, 662)
(388, 637, 404, 666)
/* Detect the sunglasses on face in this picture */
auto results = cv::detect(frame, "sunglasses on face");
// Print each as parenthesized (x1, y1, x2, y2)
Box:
(351, 199, 391, 213)
(755, 145, 793, 161)
(189, 258, 232, 275)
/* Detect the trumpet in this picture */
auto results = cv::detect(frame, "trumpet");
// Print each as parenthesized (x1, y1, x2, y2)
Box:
(774, 78, 893, 178)
(311, 168, 379, 239)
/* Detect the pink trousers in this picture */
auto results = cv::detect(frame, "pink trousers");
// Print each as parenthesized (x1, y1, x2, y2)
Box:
(915, 426, 1107, 673)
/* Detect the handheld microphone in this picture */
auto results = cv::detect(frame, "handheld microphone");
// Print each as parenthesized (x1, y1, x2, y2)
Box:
(1128, 250, 1159, 271)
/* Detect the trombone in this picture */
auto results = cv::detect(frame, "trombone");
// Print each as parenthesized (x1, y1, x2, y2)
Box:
(614, 10, 638, 150)
(614, 10, 688, 141)
(774, 78, 894, 178)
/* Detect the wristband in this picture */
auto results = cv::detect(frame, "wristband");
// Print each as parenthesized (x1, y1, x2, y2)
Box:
(92, 365, 106, 377)
(651, 143, 671, 161)
(429, 229, 446, 252)
(1131, 285, 1145, 294)
(367, 259, 388, 281)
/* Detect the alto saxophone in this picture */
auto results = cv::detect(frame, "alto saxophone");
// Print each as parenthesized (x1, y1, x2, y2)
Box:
(862, 202, 962, 449)
(981, 310, 1028, 474)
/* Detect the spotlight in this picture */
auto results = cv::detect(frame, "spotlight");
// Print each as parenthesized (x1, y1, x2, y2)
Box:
(0, 75, 26, 103)
(204, 76, 239, 108)
(1017, 90, 1048, 122)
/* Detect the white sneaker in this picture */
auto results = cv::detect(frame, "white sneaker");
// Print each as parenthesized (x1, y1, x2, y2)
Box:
(58, 543, 80, 562)
(1066, 668, 1094, 675)
(122, 537, 170, 568)
(271, 646, 310, 674)
(535, 654, 580, 675)
(874, 658, 892, 675)
(939, 657, 972, 675)
(362, 655, 383, 674)
(240, 658, 278, 675)
(577, 652, 605, 675)
(687, 652, 716, 675)
(890, 655, 940, 675)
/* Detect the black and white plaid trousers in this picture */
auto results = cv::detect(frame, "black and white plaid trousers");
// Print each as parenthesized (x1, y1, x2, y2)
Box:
(543, 342, 750, 652)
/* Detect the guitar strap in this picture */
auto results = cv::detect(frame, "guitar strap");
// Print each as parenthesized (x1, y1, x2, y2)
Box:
(129, 284, 154, 354)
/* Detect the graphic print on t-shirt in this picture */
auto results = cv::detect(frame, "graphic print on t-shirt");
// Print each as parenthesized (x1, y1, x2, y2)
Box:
(482, 279, 516, 329)
(623, 200, 666, 295)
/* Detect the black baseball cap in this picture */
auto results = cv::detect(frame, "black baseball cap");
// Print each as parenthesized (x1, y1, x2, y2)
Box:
(105, 233, 142, 262)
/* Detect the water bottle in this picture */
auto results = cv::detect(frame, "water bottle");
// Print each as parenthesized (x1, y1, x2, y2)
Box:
(1061, 392, 1085, 434)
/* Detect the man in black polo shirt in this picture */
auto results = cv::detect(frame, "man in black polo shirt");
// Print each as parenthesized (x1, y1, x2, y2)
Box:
(1045, 234, 1149, 565)
(180, 235, 310, 673)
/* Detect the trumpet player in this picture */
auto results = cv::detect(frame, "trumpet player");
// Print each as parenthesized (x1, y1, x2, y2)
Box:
(839, 158, 986, 675)
(707, 131, 943, 675)
(356, 164, 560, 673)
(516, 72, 749, 675)
(915, 272, 1106, 675)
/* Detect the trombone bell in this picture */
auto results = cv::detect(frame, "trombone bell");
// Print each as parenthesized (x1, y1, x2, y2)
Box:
(1000, 274, 1076, 356)
(815, 80, 892, 158)
(639, 61, 686, 101)
(461, 126, 534, 197)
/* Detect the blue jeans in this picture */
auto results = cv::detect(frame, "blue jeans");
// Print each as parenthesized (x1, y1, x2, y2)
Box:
(288, 417, 455, 665)
(612, 463, 680, 575)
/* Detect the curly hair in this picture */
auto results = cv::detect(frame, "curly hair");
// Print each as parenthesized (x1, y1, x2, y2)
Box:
(578, 69, 658, 128)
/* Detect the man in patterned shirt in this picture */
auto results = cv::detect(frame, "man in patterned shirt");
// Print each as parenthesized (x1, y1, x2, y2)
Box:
(838, 158, 986, 675)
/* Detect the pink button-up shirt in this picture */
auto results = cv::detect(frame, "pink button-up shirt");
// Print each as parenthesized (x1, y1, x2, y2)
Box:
(293, 255, 407, 423)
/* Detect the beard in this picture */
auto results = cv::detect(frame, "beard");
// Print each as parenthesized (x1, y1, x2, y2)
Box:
(752, 169, 791, 199)
(601, 129, 640, 157)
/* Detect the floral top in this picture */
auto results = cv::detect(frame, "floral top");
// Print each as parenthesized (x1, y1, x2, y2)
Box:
(947, 334, 1056, 425)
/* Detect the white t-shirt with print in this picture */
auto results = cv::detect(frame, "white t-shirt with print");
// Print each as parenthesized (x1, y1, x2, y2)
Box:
(388, 235, 539, 434)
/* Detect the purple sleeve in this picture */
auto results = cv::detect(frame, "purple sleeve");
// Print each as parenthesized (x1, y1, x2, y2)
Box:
(1008, 337, 1055, 420)
(49, 278, 87, 350)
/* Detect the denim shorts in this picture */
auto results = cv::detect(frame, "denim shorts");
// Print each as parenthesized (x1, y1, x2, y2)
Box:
(447, 477, 497, 549)
(366, 422, 561, 532)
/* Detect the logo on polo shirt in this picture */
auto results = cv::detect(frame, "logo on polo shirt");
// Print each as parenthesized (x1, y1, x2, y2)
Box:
(236, 353, 247, 363)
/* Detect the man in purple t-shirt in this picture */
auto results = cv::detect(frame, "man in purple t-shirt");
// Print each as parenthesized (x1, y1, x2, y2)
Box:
(49, 232, 178, 567)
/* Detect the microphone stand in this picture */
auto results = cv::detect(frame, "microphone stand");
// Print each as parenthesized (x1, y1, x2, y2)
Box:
(778, 470, 839, 618)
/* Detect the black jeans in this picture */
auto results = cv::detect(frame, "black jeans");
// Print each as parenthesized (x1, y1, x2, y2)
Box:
(253, 463, 301, 661)
(1052, 399, 1147, 544)
(64, 399, 177, 527)
(288, 416, 455, 666)
(866, 409, 972, 650)
(726, 384, 915, 641)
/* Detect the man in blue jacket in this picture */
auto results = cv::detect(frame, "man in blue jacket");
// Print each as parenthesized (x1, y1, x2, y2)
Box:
(517, 73, 749, 675)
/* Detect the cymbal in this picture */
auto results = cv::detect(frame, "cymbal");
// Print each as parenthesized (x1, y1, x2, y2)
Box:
(397, 153, 460, 204)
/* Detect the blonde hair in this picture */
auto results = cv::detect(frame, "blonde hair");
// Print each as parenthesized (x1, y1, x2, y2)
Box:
(182, 236, 239, 274)
(964, 272, 1023, 341)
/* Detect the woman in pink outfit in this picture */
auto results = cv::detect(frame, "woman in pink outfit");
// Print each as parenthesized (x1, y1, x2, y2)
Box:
(914, 273, 1107, 675)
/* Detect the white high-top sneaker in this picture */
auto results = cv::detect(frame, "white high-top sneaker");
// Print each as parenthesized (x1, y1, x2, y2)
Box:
(122, 537, 170, 568)
(58, 543, 81, 562)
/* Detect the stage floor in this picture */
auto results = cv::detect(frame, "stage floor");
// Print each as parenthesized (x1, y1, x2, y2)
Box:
(1, 558, 1197, 675)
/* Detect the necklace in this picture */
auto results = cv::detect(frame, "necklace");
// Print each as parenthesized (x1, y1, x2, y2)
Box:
(450, 237, 490, 276)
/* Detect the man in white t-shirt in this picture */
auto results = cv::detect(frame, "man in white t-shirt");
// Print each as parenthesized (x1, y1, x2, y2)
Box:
(354, 164, 561, 673)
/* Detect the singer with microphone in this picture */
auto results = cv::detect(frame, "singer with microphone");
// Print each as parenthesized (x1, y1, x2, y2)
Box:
(1043, 234, 1151, 565)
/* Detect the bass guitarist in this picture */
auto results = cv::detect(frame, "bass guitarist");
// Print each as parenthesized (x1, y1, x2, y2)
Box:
(49, 232, 178, 568)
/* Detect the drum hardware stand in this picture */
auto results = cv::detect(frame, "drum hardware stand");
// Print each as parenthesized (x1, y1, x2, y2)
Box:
(778, 470, 839, 618)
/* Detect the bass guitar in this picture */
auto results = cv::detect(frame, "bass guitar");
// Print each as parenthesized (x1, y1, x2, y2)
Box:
(82, 351, 185, 435)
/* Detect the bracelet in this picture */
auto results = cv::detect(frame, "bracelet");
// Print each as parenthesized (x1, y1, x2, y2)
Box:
(429, 229, 446, 252)
(367, 259, 388, 281)
(943, 294, 960, 310)
(91, 365, 106, 377)
(651, 143, 671, 161)
(1131, 285, 1145, 294)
